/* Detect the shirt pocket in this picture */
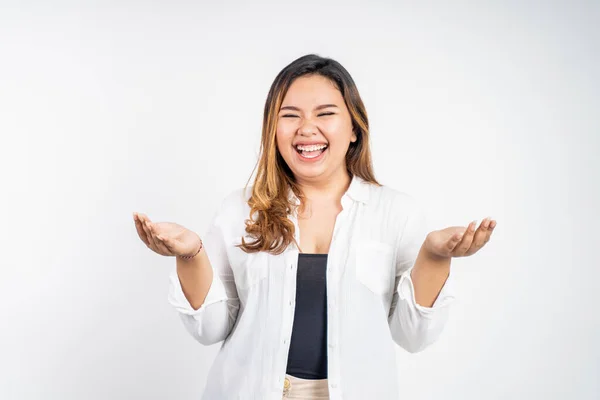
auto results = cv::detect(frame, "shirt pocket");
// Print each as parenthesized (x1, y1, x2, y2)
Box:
(233, 251, 269, 290)
(355, 240, 395, 295)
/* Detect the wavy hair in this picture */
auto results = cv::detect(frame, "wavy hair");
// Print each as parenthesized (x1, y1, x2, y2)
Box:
(239, 54, 379, 254)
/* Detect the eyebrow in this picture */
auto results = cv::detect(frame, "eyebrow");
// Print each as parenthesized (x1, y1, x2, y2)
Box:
(279, 104, 339, 112)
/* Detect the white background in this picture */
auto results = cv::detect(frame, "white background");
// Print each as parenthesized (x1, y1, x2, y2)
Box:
(1, 1, 598, 399)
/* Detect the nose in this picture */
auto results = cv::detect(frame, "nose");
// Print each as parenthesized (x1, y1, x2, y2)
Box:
(298, 120, 317, 137)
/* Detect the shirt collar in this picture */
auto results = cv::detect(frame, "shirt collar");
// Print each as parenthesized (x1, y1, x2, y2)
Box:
(344, 174, 370, 204)
(287, 174, 371, 206)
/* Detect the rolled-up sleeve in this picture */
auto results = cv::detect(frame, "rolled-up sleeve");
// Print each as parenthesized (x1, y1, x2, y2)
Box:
(387, 197, 455, 353)
(167, 203, 240, 346)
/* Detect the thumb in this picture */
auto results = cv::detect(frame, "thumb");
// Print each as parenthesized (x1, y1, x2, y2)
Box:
(447, 231, 464, 250)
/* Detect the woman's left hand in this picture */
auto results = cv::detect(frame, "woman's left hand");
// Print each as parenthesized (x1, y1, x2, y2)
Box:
(423, 217, 497, 259)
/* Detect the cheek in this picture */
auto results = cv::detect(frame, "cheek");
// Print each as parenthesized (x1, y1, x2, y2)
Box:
(276, 122, 295, 145)
(275, 129, 292, 154)
(323, 119, 354, 145)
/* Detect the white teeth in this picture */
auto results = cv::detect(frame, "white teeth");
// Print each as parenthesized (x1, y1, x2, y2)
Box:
(296, 144, 328, 151)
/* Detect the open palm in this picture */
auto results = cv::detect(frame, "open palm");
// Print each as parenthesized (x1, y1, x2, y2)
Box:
(133, 212, 201, 257)
(425, 217, 496, 259)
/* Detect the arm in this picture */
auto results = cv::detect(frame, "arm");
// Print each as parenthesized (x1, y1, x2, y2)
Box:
(410, 247, 451, 307)
(168, 204, 240, 346)
(387, 199, 454, 353)
(176, 249, 214, 310)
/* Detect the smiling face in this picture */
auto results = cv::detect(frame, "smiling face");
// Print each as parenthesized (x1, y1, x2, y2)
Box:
(276, 74, 357, 184)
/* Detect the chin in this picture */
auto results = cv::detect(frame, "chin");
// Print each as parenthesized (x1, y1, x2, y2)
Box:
(291, 165, 329, 180)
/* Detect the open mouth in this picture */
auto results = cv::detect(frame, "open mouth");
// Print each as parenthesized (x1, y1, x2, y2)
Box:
(295, 144, 328, 159)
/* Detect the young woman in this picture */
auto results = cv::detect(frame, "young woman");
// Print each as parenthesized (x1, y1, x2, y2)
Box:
(134, 54, 496, 400)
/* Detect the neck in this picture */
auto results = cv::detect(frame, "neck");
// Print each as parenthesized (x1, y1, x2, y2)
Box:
(295, 168, 352, 203)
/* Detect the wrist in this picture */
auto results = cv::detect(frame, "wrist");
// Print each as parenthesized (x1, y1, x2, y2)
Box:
(414, 244, 452, 272)
(422, 247, 451, 263)
(178, 239, 204, 260)
(422, 234, 453, 262)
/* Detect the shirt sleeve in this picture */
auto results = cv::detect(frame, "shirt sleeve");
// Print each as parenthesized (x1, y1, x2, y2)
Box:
(167, 198, 240, 346)
(387, 196, 455, 353)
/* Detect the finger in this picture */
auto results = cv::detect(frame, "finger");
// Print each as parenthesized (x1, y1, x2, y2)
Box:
(452, 220, 477, 257)
(150, 225, 173, 255)
(467, 218, 497, 256)
(139, 214, 158, 250)
(447, 230, 466, 252)
(153, 235, 172, 255)
(144, 220, 160, 250)
(481, 219, 496, 245)
(470, 217, 491, 251)
(133, 213, 150, 246)
(155, 234, 175, 255)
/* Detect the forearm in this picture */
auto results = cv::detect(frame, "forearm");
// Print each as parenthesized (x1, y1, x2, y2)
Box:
(388, 244, 452, 352)
(176, 251, 214, 310)
(410, 243, 451, 307)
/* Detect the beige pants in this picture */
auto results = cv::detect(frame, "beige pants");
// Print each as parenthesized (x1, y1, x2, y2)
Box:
(282, 374, 330, 399)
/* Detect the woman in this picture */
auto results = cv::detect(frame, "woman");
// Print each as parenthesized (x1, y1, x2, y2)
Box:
(133, 54, 496, 400)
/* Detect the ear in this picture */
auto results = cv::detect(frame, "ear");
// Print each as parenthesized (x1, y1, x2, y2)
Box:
(351, 131, 358, 143)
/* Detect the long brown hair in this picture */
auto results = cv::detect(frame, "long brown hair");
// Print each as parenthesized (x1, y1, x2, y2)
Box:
(239, 54, 379, 254)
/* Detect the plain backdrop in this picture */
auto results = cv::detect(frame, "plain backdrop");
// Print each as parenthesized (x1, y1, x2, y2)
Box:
(1, 1, 598, 399)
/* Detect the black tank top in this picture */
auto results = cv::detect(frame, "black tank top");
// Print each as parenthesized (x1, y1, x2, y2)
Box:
(285, 253, 328, 379)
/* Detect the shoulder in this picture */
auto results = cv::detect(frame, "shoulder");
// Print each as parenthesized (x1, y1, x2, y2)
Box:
(350, 180, 427, 248)
(367, 182, 423, 219)
(213, 186, 252, 225)
(367, 183, 429, 248)
(367, 182, 428, 234)
(220, 186, 252, 209)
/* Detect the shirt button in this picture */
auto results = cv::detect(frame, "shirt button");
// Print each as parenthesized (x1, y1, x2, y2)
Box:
(331, 383, 338, 388)
(328, 343, 335, 348)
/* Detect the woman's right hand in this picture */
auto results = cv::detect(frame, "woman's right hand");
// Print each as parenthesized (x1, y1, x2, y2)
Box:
(133, 212, 202, 258)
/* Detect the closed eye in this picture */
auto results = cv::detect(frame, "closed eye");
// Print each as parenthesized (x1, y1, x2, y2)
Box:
(281, 112, 335, 118)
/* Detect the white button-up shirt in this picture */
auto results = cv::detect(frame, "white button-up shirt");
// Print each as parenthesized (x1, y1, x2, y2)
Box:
(168, 175, 455, 400)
